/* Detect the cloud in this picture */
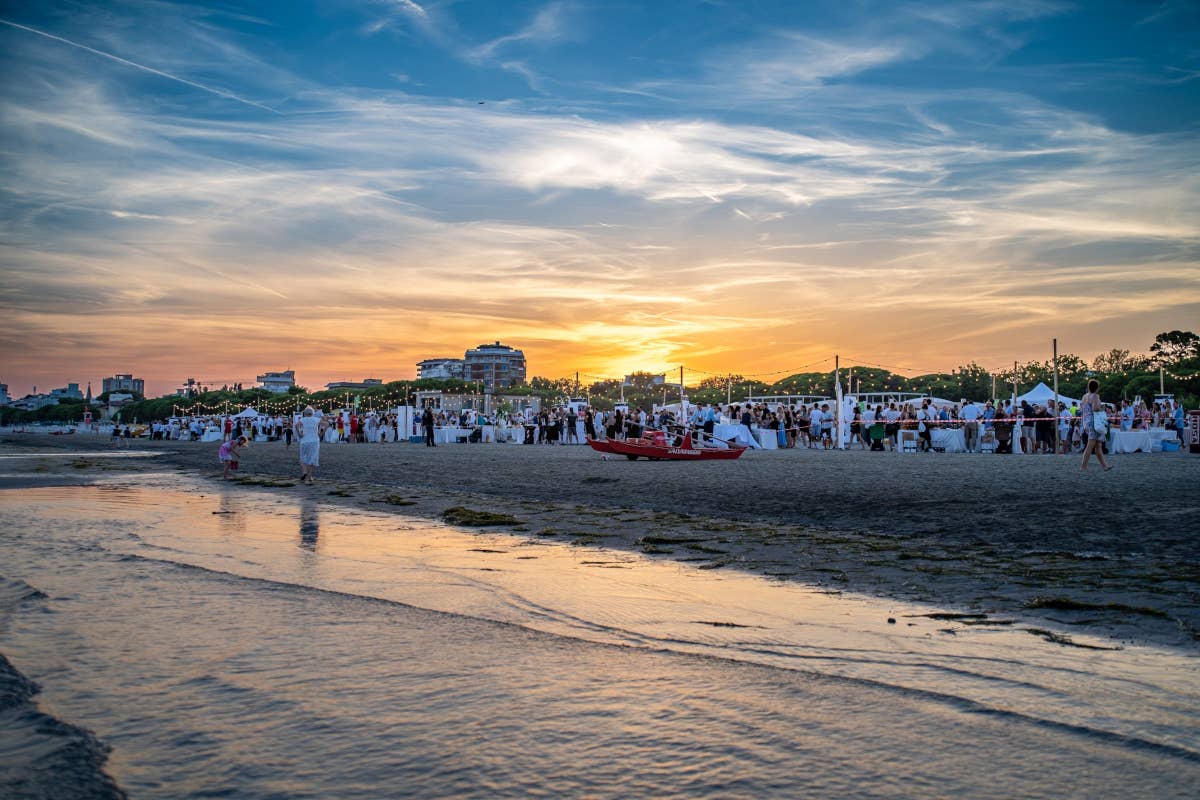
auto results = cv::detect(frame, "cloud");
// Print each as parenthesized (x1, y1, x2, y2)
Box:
(2, 0, 1198, 395)
(470, 2, 575, 60)
(0, 18, 279, 113)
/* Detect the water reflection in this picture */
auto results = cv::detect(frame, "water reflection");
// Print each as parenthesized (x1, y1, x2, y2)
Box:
(215, 491, 245, 536)
(299, 496, 319, 551)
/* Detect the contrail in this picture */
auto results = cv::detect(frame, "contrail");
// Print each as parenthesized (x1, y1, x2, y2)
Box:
(0, 18, 280, 114)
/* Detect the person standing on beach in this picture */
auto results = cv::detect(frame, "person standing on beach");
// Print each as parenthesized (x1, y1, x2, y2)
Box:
(961, 399, 980, 453)
(219, 436, 247, 480)
(422, 403, 436, 447)
(295, 407, 328, 485)
(1080, 379, 1112, 472)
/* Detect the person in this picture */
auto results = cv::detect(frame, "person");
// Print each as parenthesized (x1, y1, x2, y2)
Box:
(884, 402, 900, 451)
(993, 411, 1014, 454)
(110, 420, 122, 448)
(961, 399, 980, 453)
(283, 418, 293, 448)
(1057, 401, 1073, 454)
(422, 403, 436, 447)
(917, 401, 933, 453)
(1120, 400, 1134, 432)
(566, 406, 579, 444)
(295, 407, 328, 484)
(1020, 401, 1036, 454)
(218, 435, 247, 480)
(1080, 379, 1112, 472)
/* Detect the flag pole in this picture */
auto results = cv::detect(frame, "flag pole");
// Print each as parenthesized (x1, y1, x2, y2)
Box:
(1053, 338, 1060, 455)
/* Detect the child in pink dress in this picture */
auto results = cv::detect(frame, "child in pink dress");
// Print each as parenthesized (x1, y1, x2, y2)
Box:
(218, 436, 247, 479)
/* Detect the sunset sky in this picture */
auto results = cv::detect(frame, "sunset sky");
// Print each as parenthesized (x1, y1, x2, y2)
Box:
(2, 0, 1198, 397)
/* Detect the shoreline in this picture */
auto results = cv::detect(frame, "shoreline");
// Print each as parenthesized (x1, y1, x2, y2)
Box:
(3, 433, 1198, 650)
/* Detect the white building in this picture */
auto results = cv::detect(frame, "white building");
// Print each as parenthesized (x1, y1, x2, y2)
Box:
(257, 370, 296, 393)
(12, 394, 59, 411)
(0, 383, 10, 405)
(416, 358, 465, 380)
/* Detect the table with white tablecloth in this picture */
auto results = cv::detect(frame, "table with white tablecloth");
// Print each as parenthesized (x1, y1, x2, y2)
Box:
(712, 423, 762, 448)
(755, 428, 779, 449)
(1108, 430, 1153, 454)
(933, 428, 967, 452)
(201, 429, 223, 442)
(434, 427, 472, 444)
(897, 427, 967, 453)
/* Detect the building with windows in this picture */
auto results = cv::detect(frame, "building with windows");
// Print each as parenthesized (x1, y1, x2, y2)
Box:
(0, 383, 12, 405)
(463, 342, 526, 391)
(416, 358, 465, 380)
(50, 383, 84, 400)
(102, 374, 145, 396)
(12, 394, 58, 411)
(257, 370, 296, 394)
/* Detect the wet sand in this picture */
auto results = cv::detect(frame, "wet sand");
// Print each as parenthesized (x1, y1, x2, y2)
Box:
(4, 434, 1198, 649)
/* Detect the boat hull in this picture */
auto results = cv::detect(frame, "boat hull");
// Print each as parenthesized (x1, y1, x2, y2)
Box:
(603, 438, 746, 461)
(585, 437, 616, 454)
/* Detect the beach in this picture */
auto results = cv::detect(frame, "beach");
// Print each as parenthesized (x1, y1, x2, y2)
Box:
(5, 433, 1199, 650)
(2, 434, 1200, 798)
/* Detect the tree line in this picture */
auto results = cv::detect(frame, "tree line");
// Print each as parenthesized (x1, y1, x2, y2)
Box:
(3, 331, 1196, 425)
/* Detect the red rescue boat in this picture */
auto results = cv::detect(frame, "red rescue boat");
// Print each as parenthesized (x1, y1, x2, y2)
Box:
(587, 431, 746, 461)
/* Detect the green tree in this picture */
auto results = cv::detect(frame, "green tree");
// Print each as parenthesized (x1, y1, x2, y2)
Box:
(1092, 349, 1149, 373)
(1150, 330, 1200, 366)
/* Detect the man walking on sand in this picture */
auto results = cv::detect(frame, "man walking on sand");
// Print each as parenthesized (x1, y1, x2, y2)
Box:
(295, 406, 328, 485)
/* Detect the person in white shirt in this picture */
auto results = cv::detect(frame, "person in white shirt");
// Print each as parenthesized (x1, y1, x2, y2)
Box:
(960, 400, 981, 453)
(917, 401, 934, 453)
(884, 403, 901, 451)
(808, 406, 823, 449)
(1120, 401, 1134, 432)
(295, 406, 328, 485)
(1057, 402, 1073, 453)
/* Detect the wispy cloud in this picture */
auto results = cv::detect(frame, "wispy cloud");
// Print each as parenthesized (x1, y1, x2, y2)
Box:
(1, 0, 1197, 394)
(0, 18, 279, 113)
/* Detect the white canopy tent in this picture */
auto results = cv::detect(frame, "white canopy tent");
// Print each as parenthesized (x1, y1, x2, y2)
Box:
(233, 407, 261, 418)
(1015, 382, 1078, 407)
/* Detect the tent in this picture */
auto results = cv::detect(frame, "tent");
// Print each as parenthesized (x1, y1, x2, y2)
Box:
(233, 407, 261, 418)
(1014, 382, 1078, 407)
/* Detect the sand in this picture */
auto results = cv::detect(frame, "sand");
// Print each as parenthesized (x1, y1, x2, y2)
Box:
(4, 433, 1198, 649)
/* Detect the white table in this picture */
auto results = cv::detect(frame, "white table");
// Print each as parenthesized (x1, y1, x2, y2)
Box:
(201, 430, 223, 442)
(932, 428, 966, 453)
(755, 428, 780, 449)
(713, 423, 761, 448)
(1109, 430, 1153, 454)
(434, 427, 472, 444)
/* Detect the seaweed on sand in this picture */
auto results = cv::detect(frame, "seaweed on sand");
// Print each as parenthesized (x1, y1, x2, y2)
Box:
(235, 477, 296, 488)
(1024, 628, 1122, 650)
(1023, 596, 1169, 618)
(372, 495, 416, 506)
(442, 506, 520, 527)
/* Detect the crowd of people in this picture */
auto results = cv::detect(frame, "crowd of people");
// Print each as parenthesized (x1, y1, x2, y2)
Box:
(114, 392, 1187, 459)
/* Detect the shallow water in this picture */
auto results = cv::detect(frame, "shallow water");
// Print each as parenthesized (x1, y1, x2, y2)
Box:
(1, 473, 1198, 798)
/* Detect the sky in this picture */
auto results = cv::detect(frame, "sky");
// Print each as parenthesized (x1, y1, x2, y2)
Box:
(1, 0, 1198, 397)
